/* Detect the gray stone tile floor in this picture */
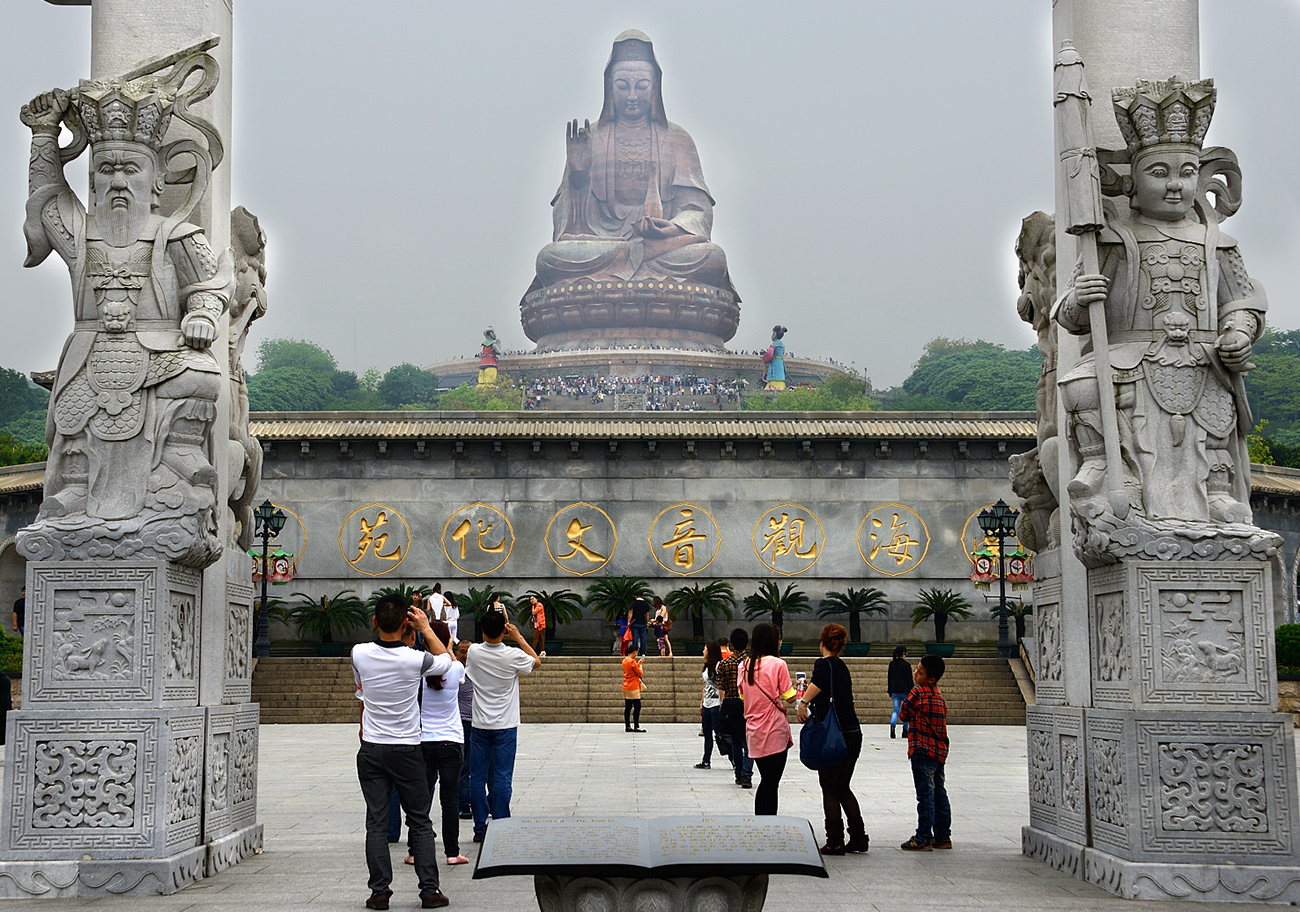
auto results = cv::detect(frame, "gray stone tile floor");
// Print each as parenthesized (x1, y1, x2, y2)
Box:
(1, 723, 1289, 909)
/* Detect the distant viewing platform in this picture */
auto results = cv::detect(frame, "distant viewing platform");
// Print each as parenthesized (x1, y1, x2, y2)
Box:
(426, 348, 850, 391)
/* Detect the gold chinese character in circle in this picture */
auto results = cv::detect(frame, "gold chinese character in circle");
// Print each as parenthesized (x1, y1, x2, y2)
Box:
(339, 503, 411, 577)
(752, 503, 823, 576)
(546, 503, 618, 576)
(443, 504, 514, 577)
(648, 503, 720, 576)
(858, 504, 929, 577)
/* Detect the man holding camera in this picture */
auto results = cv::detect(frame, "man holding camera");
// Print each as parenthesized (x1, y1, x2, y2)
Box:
(353, 593, 453, 909)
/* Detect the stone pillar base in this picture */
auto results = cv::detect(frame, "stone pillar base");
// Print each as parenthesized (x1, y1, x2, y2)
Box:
(534, 873, 768, 912)
(0, 845, 207, 898)
(205, 823, 263, 877)
(1025, 826, 1300, 903)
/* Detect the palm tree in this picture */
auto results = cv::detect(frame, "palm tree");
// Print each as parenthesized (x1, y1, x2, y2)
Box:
(365, 582, 431, 610)
(742, 580, 813, 622)
(665, 581, 737, 640)
(285, 589, 369, 644)
(990, 600, 1034, 642)
(817, 587, 889, 643)
(584, 576, 654, 624)
(911, 587, 973, 643)
(513, 588, 585, 639)
(460, 585, 514, 641)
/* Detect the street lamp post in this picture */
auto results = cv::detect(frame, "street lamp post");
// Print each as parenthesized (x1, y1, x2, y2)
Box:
(253, 499, 287, 659)
(978, 498, 1020, 660)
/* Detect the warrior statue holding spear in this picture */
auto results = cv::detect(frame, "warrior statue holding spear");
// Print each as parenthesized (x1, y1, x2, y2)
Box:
(1051, 45, 1273, 564)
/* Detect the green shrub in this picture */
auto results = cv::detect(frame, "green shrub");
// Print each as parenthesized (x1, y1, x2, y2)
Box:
(0, 634, 22, 674)
(1276, 624, 1300, 668)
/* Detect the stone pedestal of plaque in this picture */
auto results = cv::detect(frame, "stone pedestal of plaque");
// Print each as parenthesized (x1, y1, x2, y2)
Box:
(474, 815, 825, 911)
(0, 561, 261, 897)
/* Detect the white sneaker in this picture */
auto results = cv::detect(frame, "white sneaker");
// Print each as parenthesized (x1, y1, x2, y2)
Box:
(540, 651, 547, 657)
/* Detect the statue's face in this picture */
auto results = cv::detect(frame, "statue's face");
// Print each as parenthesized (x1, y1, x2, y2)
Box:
(1130, 149, 1199, 221)
(610, 62, 656, 122)
(91, 146, 159, 217)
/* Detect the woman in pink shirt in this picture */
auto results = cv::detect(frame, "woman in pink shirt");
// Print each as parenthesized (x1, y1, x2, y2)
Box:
(738, 623, 797, 815)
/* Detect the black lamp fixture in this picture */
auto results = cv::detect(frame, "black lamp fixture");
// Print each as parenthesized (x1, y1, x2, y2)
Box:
(253, 499, 287, 659)
(977, 498, 1020, 660)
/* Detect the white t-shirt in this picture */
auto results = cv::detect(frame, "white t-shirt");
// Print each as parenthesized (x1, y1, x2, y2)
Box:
(420, 661, 467, 743)
(427, 591, 445, 618)
(466, 642, 536, 730)
(352, 641, 453, 744)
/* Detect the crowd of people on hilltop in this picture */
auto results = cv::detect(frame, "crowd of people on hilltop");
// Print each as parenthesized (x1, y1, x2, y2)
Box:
(522, 374, 747, 410)
(455, 343, 856, 374)
(349, 586, 951, 909)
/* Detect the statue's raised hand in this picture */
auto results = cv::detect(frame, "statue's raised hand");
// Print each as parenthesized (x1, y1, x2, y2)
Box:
(566, 118, 592, 175)
(20, 90, 70, 131)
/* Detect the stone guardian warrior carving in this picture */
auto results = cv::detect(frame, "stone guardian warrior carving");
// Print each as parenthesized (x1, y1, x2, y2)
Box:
(16, 47, 233, 568)
(1053, 68, 1276, 565)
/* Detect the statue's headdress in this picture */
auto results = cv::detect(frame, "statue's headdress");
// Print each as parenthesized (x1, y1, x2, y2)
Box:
(76, 78, 177, 151)
(1112, 76, 1215, 160)
(600, 29, 667, 127)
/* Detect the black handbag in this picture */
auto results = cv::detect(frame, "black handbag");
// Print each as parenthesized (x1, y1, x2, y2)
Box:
(799, 662, 848, 770)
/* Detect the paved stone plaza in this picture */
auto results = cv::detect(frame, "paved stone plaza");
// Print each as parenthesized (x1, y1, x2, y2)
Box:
(0, 722, 1290, 910)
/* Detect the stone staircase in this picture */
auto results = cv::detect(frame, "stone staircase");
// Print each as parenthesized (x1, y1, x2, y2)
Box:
(252, 655, 1025, 725)
(252, 657, 359, 724)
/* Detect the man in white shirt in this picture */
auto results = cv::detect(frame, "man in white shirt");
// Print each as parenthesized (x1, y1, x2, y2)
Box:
(353, 593, 453, 910)
(466, 610, 540, 842)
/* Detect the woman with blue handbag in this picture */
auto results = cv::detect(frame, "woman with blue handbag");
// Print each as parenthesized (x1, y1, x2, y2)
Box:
(797, 624, 868, 855)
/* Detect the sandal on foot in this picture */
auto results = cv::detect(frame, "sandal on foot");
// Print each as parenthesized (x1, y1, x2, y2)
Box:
(403, 855, 415, 865)
(446, 854, 470, 865)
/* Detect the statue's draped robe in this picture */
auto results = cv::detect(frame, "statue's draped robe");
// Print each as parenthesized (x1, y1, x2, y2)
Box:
(1058, 216, 1265, 522)
(27, 189, 225, 522)
(537, 121, 734, 293)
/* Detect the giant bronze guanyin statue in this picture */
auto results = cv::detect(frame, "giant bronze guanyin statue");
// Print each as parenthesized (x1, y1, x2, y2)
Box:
(520, 31, 740, 352)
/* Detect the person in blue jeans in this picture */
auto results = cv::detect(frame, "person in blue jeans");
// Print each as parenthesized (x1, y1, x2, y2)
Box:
(898, 655, 951, 851)
(465, 611, 540, 842)
(626, 596, 651, 657)
(887, 645, 912, 739)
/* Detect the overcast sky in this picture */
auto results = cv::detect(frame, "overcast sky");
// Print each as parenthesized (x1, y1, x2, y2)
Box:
(1, 1, 1296, 388)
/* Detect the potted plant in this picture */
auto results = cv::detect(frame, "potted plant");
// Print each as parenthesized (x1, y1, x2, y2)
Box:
(817, 587, 889, 656)
(286, 589, 370, 656)
(743, 580, 812, 655)
(990, 600, 1033, 643)
(665, 581, 737, 654)
(514, 588, 585, 656)
(911, 587, 972, 657)
(584, 576, 653, 651)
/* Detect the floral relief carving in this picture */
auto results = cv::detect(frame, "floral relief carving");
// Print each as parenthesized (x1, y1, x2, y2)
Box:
(167, 594, 195, 680)
(1090, 737, 1127, 827)
(209, 734, 229, 812)
(232, 728, 257, 804)
(1060, 735, 1083, 815)
(1159, 742, 1267, 833)
(226, 602, 250, 681)
(1029, 729, 1057, 807)
(1038, 600, 1063, 683)
(1095, 592, 1126, 682)
(167, 735, 201, 825)
(32, 739, 137, 828)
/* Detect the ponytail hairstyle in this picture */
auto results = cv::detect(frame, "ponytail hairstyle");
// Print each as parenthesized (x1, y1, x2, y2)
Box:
(425, 619, 453, 690)
(746, 622, 781, 685)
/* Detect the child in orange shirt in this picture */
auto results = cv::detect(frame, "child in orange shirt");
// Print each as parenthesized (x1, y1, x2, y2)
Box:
(622, 643, 645, 732)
